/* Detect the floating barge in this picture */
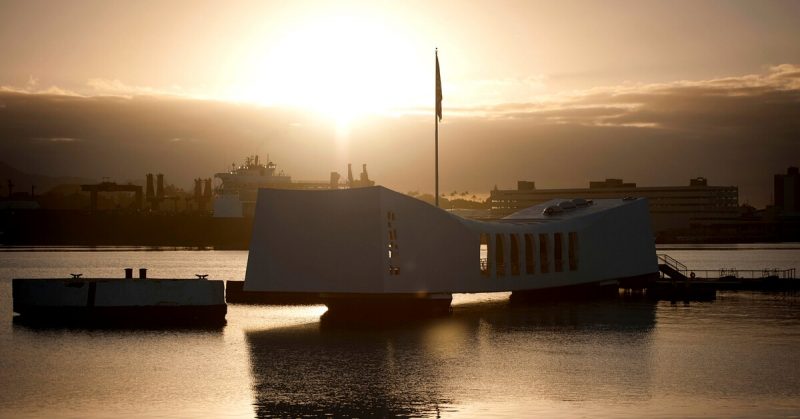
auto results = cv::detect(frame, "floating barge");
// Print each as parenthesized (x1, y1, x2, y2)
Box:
(12, 268, 226, 327)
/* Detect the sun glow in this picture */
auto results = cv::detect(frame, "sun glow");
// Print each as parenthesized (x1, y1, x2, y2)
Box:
(226, 12, 430, 127)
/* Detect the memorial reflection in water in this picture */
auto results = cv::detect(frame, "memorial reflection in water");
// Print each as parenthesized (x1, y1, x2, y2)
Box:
(245, 298, 657, 417)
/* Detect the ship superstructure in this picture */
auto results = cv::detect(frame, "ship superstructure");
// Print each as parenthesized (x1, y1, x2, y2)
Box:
(213, 155, 374, 218)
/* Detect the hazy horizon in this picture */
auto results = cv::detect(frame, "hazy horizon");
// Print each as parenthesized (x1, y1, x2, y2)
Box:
(1, 0, 799, 206)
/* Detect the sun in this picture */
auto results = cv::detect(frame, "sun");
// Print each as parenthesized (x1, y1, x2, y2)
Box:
(226, 12, 430, 127)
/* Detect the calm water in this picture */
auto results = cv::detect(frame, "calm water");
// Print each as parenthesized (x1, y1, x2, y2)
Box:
(1, 245, 799, 418)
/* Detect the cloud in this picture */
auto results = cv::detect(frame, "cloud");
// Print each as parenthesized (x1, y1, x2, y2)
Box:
(1, 77, 194, 99)
(770, 64, 800, 80)
(0, 65, 797, 207)
(85, 78, 187, 98)
(472, 64, 800, 136)
(0, 83, 80, 96)
(0, 74, 80, 96)
(167, 137, 199, 143)
(32, 137, 82, 143)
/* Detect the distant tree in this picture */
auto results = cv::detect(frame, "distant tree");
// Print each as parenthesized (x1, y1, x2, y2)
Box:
(415, 193, 437, 205)
(447, 197, 489, 210)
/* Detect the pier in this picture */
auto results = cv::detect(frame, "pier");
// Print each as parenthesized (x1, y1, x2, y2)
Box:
(625, 253, 799, 301)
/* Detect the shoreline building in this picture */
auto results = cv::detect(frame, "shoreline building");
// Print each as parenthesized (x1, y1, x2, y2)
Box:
(774, 167, 800, 215)
(489, 178, 739, 233)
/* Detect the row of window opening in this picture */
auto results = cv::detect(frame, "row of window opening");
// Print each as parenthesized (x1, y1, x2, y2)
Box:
(479, 232, 578, 276)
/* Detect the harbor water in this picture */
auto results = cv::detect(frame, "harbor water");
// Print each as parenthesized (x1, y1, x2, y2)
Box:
(1, 245, 799, 418)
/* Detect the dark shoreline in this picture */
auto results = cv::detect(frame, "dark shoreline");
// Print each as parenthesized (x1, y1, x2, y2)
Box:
(2, 209, 798, 249)
(0, 210, 253, 249)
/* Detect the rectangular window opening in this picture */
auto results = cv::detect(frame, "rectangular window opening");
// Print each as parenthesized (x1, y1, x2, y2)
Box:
(554, 233, 564, 272)
(510, 234, 520, 275)
(539, 233, 549, 274)
(568, 232, 579, 271)
(524, 234, 535, 275)
(496, 234, 506, 276)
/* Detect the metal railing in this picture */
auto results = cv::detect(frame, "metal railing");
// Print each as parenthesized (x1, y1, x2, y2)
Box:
(675, 268, 797, 281)
(658, 253, 797, 281)
(657, 253, 688, 276)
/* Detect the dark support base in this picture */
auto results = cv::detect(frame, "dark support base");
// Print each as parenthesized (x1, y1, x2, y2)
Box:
(617, 273, 660, 290)
(644, 284, 717, 302)
(13, 305, 227, 329)
(225, 281, 324, 305)
(321, 293, 453, 320)
(510, 280, 621, 303)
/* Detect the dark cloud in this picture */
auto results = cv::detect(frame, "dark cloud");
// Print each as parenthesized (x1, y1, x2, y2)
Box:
(1, 65, 798, 206)
(476, 65, 800, 136)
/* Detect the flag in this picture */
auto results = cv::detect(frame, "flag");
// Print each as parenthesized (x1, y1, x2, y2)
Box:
(436, 50, 442, 122)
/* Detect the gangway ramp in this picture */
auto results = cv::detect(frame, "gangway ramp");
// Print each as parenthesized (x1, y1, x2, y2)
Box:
(657, 254, 689, 281)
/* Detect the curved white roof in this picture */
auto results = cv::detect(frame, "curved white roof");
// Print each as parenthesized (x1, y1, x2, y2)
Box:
(244, 186, 657, 294)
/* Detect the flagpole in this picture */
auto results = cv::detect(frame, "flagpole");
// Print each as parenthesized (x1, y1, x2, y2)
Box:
(435, 48, 440, 208)
(435, 95, 439, 208)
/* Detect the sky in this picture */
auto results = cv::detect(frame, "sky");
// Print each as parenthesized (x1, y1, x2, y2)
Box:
(1, 0, 799, 206)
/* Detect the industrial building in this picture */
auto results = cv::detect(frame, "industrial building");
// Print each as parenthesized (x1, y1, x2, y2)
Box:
(489, 177, 739, 233)
(774, 167, 800, 214)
